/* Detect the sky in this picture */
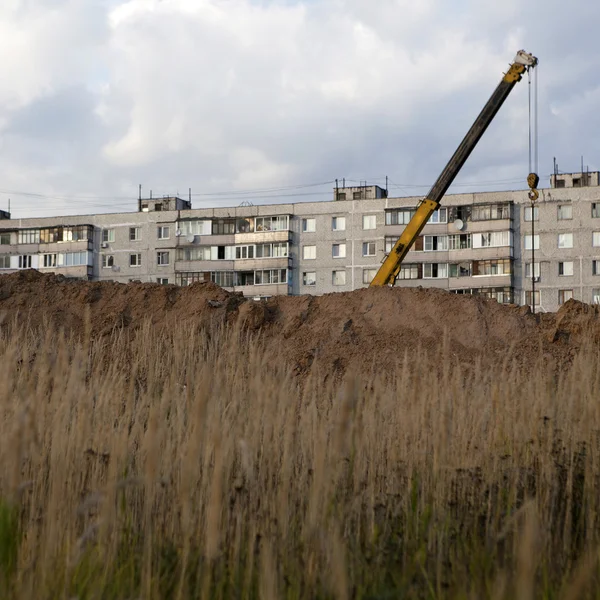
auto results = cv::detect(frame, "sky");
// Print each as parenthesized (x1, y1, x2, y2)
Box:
(0, 0, 599, 218)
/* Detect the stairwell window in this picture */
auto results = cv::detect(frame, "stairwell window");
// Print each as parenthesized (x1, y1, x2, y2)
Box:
(362, 215, 376, 230)
(558, 233, 573, 248)
(332, 270, 346, 285)
(558, 261, 574, 276)
(557, 205, 572, 220)
(332, 243, 346, 258)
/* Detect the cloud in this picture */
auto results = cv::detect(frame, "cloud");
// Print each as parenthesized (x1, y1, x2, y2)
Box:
(0, 0, 599, 217)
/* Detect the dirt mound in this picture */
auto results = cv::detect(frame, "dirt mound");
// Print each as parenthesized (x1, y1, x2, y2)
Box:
(1, 271, 599, 376)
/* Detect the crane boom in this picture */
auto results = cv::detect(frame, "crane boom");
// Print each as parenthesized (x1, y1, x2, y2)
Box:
(370, 50, 538, 287)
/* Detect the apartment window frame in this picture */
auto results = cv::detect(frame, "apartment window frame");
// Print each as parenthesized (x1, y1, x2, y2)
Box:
(524, 235, 540, 250)
(471, 203, 510, 221)
(592, 288, 600, 305)
(0, 255, 10, 269)
(102, 229, 115, 243)
(424, 235, 449, 251)
(362, 269, 377, 284)
(157, 278, 169, 285)
(385, 209, 415, 226)
(235, 245, 255, 260)
(157, 251, 170, 266)
(593, 232, 600, 247)
(18, 255, 32, 269)
(302, 218, 316, 233)
(212, 219, 236, 235)
(558, 289, 573, 305)
(557, 204, 573, 220)
(157, 226, 170, 240)
(592, 203, 600, 219)
(525, 290, 540, 306)
(332, 243, 346, 259)
(423, 263, 448, 279)
(362, 241, 376, 257)
(332, 270, 347, 286)
(592, 260, 600, 276)
(524, 206, 539, 222)
(303, 271, 316, 286)
(255, 269, 287, 285)
(332, 216, 346, 231)
(525, 262, 540, 278)
(0, 232, 10, 245)
(129, 227, 141, 242)
(42, 254, 57, 268)
(303, 245, 316, 260)
(397, 264, 420, 280)
(558, 261, 574, 276)
(17, 230, 40, 244)
(102, 255, 114, 269)
(255, 216, 289, 232)
(362, 215, 377, 230)
(129, 253, 142, 267)
(558, 233, 574, 249)
(429, 208, 448, 224)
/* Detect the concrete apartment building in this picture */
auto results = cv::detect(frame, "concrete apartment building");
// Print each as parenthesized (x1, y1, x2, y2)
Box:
(1, 172, 600, 312)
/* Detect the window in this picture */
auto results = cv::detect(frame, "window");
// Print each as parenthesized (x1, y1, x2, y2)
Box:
(471, 204, 510, 221)
(211, 271, 234, 287)
(0, 232, 10, 245)
(429, 208, 448, 224)
(362, 215, 376, 230)
(18, 255, 32, 269)
(386, 209, 415, 226)
(255, 242, 288, 258)
(472, 259, 511, 276)
(212, 219, 236, 235)
(592, 203, 600, 218)
(337, 192, 346, 201)
(157, 278, 169, 285)
(525, 290, 540, 306)
(303, 245, 316, 260)
(130, 253, 142, 267)
(0, 255, 10, 269)
(558, 289, 573, 305)
(157, 251, 170, 266)
(303, 271, 316, 286)
(255, 269, 287, 285)
(17, 230, 40, 244)
(558, 261, 574, 276)
(558, 233, 573, 248)
(524, 206, 539, 222)
(157, 226, 170, 239)
(332, 243, 346, 258)
(255, 216, 289, 232)
(473, 231, 510, 248)
(398, 264, 420, 280)
(178, 247, 212, 261)
(102, 229, 115, 243)
(102, 255, 114, 268)
(177, 220, 212, 236)
(557, 205, 572, 220)
(332, 217, 346, 231)
(42, 254, 57, 268)
(423, 263, 448, 278)
(448, 234, 471, 250)
(525, 262, 540, 278)
(353, 191, 363, 200)
(235, 245, 255, 259)
(332, 270, 346, 285)
(592, 260, 600, 276)
(362, 242, 376, 257)
(363, 269, 377, 284)
(524, 235, 540, 250)
(302, 218, 316, 233)
(449, 263, 472, 277)
(424, 235, 449, 251)
(593, 232, 600, 247)
(129, 227, 141, 241)
(593, 289, 600, 305)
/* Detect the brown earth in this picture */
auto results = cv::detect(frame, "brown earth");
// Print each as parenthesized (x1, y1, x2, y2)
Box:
(1, 270, 599, 377)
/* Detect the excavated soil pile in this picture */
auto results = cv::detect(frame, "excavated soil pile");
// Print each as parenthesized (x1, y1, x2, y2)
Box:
(1, 270, 599, 376)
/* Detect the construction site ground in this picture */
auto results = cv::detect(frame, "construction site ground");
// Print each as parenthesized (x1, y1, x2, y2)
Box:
(1, 270, 599, 377)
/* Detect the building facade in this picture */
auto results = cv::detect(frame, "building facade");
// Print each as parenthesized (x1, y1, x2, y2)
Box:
(1, 173, 600, 312)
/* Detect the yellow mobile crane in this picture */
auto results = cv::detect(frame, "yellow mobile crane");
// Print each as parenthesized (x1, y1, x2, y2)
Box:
(370, 50, 538, 287)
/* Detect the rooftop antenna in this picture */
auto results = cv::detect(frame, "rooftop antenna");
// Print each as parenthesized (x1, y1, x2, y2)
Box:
(138, 184, 142, 212)
(239, 200, 254, 207)
(189, 187, 192, 203)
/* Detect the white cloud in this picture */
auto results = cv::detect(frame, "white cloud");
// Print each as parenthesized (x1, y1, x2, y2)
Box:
(0, 0, 599, 217)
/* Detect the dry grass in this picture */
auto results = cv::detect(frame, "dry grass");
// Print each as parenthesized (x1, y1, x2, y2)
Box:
(1, 315, 600, 599)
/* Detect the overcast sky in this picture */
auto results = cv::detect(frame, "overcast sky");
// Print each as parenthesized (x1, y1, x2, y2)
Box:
(1, 0, 598, 218)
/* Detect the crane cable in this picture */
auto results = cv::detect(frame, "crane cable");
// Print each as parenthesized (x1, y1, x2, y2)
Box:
(527, 64, 539, 200)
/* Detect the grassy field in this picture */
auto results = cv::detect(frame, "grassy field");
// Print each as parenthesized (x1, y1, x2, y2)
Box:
(1, 318, 600, 599)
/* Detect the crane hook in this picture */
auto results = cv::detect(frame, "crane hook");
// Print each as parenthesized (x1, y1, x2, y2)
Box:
(527, 172, 539, 202)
